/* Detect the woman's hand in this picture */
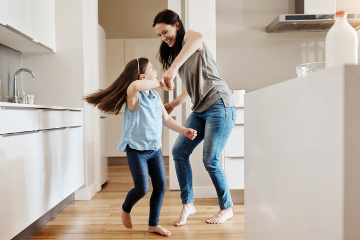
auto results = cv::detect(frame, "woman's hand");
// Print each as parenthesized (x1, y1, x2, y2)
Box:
(164, 103, 174, 114)
(184, 128, 197, 140)
(159, 79, 171, 91)
(162, 67, 177, 90)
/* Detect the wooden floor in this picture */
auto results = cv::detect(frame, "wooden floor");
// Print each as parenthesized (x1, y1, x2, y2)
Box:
(30, 165, 244, 239)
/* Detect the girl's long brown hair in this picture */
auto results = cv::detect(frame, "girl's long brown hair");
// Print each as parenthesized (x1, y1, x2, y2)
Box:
(84, 58, 149, 115)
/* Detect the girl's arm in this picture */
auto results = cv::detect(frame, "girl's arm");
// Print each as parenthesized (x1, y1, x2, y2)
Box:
(127, 79, 168, 110)
(162, 30, 204, 89)
(164, 89, 190, 114)
(159, 97, 197, 140)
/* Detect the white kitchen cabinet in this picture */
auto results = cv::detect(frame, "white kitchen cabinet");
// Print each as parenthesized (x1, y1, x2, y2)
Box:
(62, 126, 84, 197)
(225, 157, 244, 189)
(0, 103, 83, 240)
(40, 126, 83, 214)
(223, 107, 244, 190)
(224, 125, 244, 157)
(40, 109, 82, 130)
(0, 131, 42, 240)
(0, 0, 55, 52)
(40, 128, 65, 214)
(0, 107, 39, 134)
(0, 0, 34, 39)
(33, 0, 56, 51)
(244, 65, 360, 240)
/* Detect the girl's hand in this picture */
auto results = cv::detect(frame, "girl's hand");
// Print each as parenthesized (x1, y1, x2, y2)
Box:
(164, 103, 174, 114)
(159, 79, 171, 91)
(184, 128, 197, 140)
(162, 67, 177, 90)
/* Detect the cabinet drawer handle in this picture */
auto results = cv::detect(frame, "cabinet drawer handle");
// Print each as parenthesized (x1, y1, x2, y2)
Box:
(68, 126, 82, 129)
(0, 106, 38, 110)
(2, 130, 39, 137)
(41, 109, 67, 112)
(100, 116, 107, 119)
(42, 127, 66, 132)
(41, 109, 81, 112)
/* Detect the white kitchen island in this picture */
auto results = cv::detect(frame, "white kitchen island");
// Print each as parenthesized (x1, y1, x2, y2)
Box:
(0, 103, 84, 240)
(244, 65, 360, 240)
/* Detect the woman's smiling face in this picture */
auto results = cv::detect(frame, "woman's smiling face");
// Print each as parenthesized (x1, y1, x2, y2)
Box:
(154, 22, 179, 48)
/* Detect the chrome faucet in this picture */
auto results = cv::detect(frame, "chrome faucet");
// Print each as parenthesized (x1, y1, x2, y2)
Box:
(11, 68, 36, 103)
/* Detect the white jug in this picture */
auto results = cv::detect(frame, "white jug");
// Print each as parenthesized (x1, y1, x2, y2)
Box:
(325, 11, 358, 69)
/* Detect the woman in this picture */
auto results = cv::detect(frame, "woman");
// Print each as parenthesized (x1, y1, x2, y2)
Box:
(153, 9, 237, 226)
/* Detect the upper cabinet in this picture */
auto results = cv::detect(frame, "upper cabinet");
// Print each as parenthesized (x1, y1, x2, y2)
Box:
(33, 0, 56, 51)
(1, 0, 34, 38)
(0, 0, 56, 52)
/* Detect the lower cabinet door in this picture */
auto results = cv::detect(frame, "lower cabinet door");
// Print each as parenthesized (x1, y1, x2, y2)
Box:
(63, 127, 84, 196)
(224, 125, 244, 157)
(40, 128, 65, 214)
(0, 132, 42, 240)
(40, 127, 84, 214)
(225, 157, 244, 189)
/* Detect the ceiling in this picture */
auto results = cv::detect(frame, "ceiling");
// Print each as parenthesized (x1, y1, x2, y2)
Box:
(98, 0, 168, 39)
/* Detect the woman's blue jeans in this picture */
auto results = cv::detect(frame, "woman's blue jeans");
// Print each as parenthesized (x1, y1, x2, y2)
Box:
(122, 145, 167, 226)
(172, 98, 236, 209)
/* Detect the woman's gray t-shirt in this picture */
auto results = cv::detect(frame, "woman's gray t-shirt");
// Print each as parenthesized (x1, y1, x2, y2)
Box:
(178, 41, 235, 112)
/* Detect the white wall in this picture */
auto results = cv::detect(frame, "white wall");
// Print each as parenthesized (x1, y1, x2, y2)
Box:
(76, 0, 101, 199)
(216, 0, 360, 93)
(0, 45, 21, 102)
(22, 0, 84, 107)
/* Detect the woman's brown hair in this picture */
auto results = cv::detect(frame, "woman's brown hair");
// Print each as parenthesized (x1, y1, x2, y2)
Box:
(84, 58, 149, 115)
(153, 9, 185, 70)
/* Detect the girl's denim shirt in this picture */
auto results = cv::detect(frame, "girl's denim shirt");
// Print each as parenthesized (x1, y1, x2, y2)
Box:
(118, 89, 162, 151)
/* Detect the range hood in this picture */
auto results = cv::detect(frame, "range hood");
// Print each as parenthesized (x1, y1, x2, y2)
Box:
(266, 0, 360, 33)
(266, 14, 360, 33)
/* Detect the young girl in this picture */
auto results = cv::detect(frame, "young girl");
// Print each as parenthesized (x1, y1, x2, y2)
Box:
(84, 58, 197, 237)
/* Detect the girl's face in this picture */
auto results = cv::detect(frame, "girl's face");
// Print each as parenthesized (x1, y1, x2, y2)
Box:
(154, 22, 179, 48)
(140, 62, 157, 80)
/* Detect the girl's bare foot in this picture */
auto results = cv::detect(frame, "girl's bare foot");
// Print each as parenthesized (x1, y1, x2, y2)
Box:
(148, 225, 171, 237)
(206, 207, 233, 224)
(121, 208, 133, 229)
(173, 203, 196, 226)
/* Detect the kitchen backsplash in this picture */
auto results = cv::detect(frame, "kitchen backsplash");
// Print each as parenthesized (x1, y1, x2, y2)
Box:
(0, 44, 21, 102)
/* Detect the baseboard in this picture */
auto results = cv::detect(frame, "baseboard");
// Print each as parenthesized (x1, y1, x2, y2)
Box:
(74, 182, 98, 200)
(11, 193, 74, 240)
(108, 157, 128, 165)
(192, 187, 245, 204)
(230, 189, 244, 204)
(108, 156, 169, 165)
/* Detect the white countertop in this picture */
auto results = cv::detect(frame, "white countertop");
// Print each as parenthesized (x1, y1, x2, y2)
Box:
(0, 102, 83, 111)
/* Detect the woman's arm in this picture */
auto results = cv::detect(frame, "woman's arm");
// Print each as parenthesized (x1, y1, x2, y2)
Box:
(162, 30, 204, 89)
(164, 89, 190, 114)
(160, 97, 197, 140)
(169, 30, 204, 71)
